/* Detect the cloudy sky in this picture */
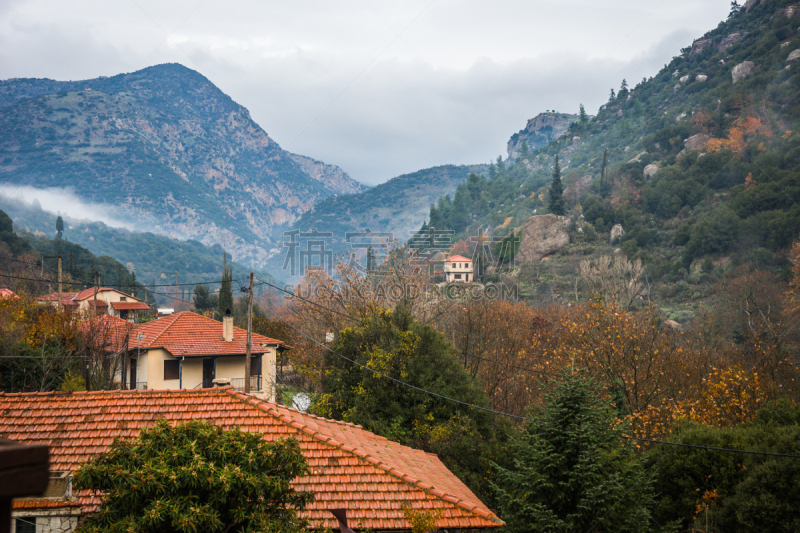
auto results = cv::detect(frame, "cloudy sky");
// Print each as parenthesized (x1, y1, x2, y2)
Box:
(0, 0, 730, 185)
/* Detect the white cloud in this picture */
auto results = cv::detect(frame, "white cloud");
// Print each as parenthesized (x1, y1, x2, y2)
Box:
(0, 186, 132, 229)
(0, 0, 730, 184)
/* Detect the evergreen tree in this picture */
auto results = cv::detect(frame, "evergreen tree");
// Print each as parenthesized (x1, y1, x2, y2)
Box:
(193, 284, 219, 312)
(548, 155, 566, 216)
(609, 88, 616, 102)
(579, 103, 588, 125)
(218, 253, 233, 318)
(488, 160, 497, 179)
(451, 188, 470, 232)
(492, 370, 668, 533)
(55, 215, 63, 240)
(366, 245, 376, 273)
(520, 141, 530, 159)
(729, 0, 741, 18)
(599, 148, 611, 198)
(496, 155, 506, 174)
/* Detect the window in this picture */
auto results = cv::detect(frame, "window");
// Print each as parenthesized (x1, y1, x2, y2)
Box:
(120, 297, 127, 302)
(452, 263, 456, 267)
(454, 274, 462, 279)
(164, 360, 180, 380)
(250, 356, 262, 376)
(16, 518, 36, 533)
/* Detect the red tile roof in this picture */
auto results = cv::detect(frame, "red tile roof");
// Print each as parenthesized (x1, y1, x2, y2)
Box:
(129, 312, 285, 356)
(0, 288, 19, 299)
(37, 292, 79, 306)
(445, 255, 472, 263)
(71, 287, 139, 302)
(0, 388, 502, 530)
(79, 315, 133, 352)
(110, 301, 151, 311)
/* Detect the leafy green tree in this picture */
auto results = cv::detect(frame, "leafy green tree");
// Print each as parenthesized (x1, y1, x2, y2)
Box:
(193, 284, 219, 313)
(218, 253, 233, 318)
(73, 420, 313, 533)
(548, 155, 566, 216)
(492, 370, 668, 533)
(494, 231, 520, 265)
(320, 305, 510, 504)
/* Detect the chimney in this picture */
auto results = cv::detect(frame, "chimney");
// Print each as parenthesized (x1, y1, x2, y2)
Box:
(222, 309, 233, 342)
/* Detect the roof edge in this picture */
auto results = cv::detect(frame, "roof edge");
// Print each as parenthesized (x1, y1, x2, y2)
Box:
(226, 390, 504, 526)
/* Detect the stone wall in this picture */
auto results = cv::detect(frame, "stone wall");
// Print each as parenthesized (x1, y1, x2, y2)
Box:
(12, 513, 79, 533)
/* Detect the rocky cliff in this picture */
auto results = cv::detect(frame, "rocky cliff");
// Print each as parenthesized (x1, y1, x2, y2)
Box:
(507, 112, 580, 160)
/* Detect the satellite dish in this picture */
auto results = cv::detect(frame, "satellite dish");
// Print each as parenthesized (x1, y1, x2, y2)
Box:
(292, 393, 311, 412)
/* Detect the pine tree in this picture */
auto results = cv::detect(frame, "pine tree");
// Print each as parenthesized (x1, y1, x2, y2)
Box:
(548, 155, 566, 216)
(579, 103, 588, 125)
(599, 148, 611, 198)
(218, 253, 233, 318)
(492, 370, 666, 532)
(520, 141, 530, 159)
(496, 155, 506, 174)
(609, 88, 616, 102)
(729, 0, 741, 18)
(55, 216, 63, 240)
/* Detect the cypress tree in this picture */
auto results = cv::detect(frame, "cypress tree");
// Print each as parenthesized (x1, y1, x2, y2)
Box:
(599, 148, 610, 198)
(492, 370, 665, 532)
(55, 216, 63, 240)
(548, 155, 566, 216)
(218, 253, 233, 319)
(579, 103, 588, 125)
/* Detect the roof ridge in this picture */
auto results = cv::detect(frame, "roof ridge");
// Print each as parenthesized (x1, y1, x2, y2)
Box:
(0, 387, 231, 398)
(139, 312, 183, 346)
(225, 391, 502, 525)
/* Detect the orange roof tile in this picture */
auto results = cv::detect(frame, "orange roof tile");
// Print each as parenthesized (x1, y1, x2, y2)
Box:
(0, 288, 19, 299)
(110, 301, 151, 311)
(0, 389, 502, 530)
(129, 312, 285, 356)
(37, 292, 79, 305)
(71, 288, 138, 302)
(445, 255, 472, 263)
(79, 315, 133, 352)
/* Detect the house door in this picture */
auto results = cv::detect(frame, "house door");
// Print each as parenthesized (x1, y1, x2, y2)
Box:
(203, 358, 215, 386)
(129, 358, 137, 389)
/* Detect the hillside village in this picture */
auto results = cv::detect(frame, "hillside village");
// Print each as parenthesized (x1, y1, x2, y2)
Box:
(1, 0, 800, 532)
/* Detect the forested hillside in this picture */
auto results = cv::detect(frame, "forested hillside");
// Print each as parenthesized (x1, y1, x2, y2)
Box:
(424, 0, 800, 318)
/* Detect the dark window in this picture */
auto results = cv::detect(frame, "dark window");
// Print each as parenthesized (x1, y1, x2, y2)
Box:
(120, 297, 127, 302)
(251, 356, 262, 376)
(16, 518, 36, 533)
(164, 360, 180, 380)
(454, 274, 462, 279)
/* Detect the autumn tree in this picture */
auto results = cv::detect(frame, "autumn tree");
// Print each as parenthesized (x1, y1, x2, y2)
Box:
(74, 420, 313, 533)
(579, 255, 646, 309)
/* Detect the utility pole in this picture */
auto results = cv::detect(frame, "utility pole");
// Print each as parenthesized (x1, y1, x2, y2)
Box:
(87, 271, 98, 392)
(175, 271, 178, 307)
(57, 256, 62, 314)
(244, 272, 253, 393)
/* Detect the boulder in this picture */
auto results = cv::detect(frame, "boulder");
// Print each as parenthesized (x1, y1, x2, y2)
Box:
(684, 133, 710, 151)
(663, 319, 683, 331)
(609, 224, 624, 245)
(696, 74, 708, 82)
(679, 75, 691, 84)
(732, 61, 755, 83)
(515, 215, 572, 262)
(676, 111, 687, 122)
(689, 39, 712, 57)
(643, 164, 660, 178)
(787, 49, 800, 62)
(718, 32, 743, 52)
(782, 5, 798, 17)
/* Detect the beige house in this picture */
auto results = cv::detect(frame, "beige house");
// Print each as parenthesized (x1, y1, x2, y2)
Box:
(444, 255, 474, 283)
(37, 287, 151, 321)
(122, 312, 286, 401)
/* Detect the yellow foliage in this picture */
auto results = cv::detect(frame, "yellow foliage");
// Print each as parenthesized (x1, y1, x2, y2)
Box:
(705, 115, 773, 157)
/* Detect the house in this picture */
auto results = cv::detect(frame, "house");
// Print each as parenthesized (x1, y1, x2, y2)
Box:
(79, 315, 133, 354)
(122, 311, 286, 400)
(0, 288, 19, 299)
(0, 388, 503, 532)
(444, 255, 474, 283)
(37, 288, 151, 321)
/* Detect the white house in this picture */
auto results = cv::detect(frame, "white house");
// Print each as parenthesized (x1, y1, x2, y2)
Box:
(444, 255, 474, 283)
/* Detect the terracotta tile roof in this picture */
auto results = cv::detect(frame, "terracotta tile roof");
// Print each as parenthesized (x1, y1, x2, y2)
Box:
(0, 288, 19, 299)
(0, 389, 502, 530)
(445, 255, 472, 263)
(79, 316, 133, 352)
(71, 288, 138, 302)
(14, 499, 82, 510)
(110, 301, 151, 311)
(37, 292, 79, 305)
(129, 312, 285, 356)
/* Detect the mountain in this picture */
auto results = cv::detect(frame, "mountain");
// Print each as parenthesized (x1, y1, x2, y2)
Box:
(265, 164, 486, 276)
(0, 64, 367, 267)
(2, 198, 281, 300)
(423, 0, 800, 318)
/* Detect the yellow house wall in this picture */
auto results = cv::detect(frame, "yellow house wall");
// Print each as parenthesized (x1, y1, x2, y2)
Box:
(215, 357, 246, 382)
(77, 289, 141, 315)
(181, 358, 204, 389)
(145, 348, 180, 390)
